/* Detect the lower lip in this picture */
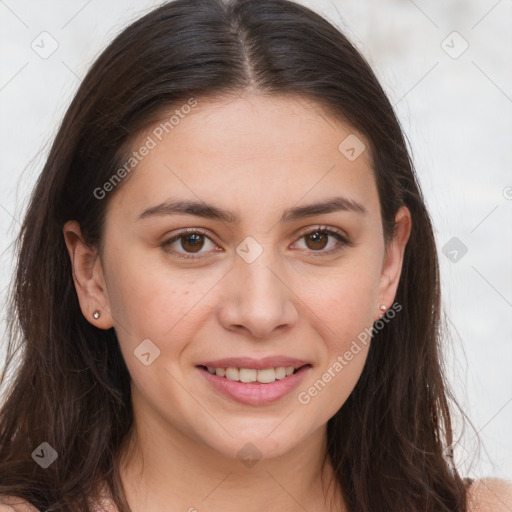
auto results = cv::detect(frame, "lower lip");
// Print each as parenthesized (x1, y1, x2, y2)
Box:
(197, 365, 312, 405)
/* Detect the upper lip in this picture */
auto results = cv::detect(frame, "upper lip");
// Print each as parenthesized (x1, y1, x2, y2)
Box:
(197, 356, 310, 370)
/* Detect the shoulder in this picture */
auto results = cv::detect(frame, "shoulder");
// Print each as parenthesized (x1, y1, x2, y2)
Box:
(0, 492, 117, 512)
(0, 495, 39, 511)
(467, 478, 512, 512)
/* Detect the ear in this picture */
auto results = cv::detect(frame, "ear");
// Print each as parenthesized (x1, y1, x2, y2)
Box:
(375, 206, 411, 321)
(63, 220, 113, 329)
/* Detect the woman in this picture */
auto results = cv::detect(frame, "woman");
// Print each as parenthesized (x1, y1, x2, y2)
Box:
(0, 0, 510, 510)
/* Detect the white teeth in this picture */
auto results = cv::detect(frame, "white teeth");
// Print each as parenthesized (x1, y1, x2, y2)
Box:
(275, 367, 286, 380)
(256, 368, 277, 383)
(239, 368, 257, 383)
(225, 367, 239, 381)
(204, 365, 303, 383)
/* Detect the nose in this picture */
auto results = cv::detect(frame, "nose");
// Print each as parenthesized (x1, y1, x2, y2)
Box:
(217, 249, 299, 339)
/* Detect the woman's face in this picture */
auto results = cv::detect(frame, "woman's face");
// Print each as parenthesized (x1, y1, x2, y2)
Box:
(65, 93, 410, 462)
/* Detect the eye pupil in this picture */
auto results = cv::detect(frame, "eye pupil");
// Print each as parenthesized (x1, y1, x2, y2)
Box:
(181, 233, 204, 252)
(165, 227, 345, 259)
(306, 231, 328, 250)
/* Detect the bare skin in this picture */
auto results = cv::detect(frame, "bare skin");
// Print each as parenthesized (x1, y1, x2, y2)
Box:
(50, 92, 506, 512)
(2, 478, 511, 511)
(61, 92, 408, 511)
(1, 95, 511, 512)
(64, 95, 411, 512)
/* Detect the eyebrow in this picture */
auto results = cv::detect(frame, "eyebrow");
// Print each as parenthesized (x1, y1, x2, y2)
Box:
(137, 195, 367, 223)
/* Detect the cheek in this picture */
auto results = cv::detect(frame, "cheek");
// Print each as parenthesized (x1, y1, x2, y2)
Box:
(298, 256, 382, 337)
(296, 284, 372, 420)
(297, 279, 373, 420)
(293, 257, 379, 413)
(104, 248, 222, 357)
(307, 343, 370, 421)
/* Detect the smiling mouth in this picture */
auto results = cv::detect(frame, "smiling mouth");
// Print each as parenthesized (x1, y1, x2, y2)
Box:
(197, 364, 310, 384)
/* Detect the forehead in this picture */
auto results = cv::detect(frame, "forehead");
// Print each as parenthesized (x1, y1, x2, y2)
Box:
(150, 93, 367, 161)
(108, 93, 378, 222)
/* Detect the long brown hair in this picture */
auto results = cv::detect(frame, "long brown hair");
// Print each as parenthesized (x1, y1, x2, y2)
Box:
(0, 0, 471, 510)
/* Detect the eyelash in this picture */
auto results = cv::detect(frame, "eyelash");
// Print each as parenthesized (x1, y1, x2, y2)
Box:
(161, 226, 352, 260)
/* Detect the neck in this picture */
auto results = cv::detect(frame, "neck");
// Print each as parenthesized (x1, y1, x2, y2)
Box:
(116, 390, 345, 512)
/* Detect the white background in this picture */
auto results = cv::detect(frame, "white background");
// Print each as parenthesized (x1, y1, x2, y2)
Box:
(0, 0, 511, 481)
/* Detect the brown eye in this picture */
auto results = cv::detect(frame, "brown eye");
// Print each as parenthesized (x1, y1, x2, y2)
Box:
(294, 227, 351, 257)
(161, 229, 218, 259)
(180, 233, 205, 253)
(304, 231, 329, 251)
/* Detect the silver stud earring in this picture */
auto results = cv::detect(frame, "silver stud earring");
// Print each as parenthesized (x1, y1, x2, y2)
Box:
(93, 311, 100, 319)
(379, 305, 387, 312)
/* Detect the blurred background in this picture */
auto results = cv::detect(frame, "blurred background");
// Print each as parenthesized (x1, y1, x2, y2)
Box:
(1, 0, 511, 481)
